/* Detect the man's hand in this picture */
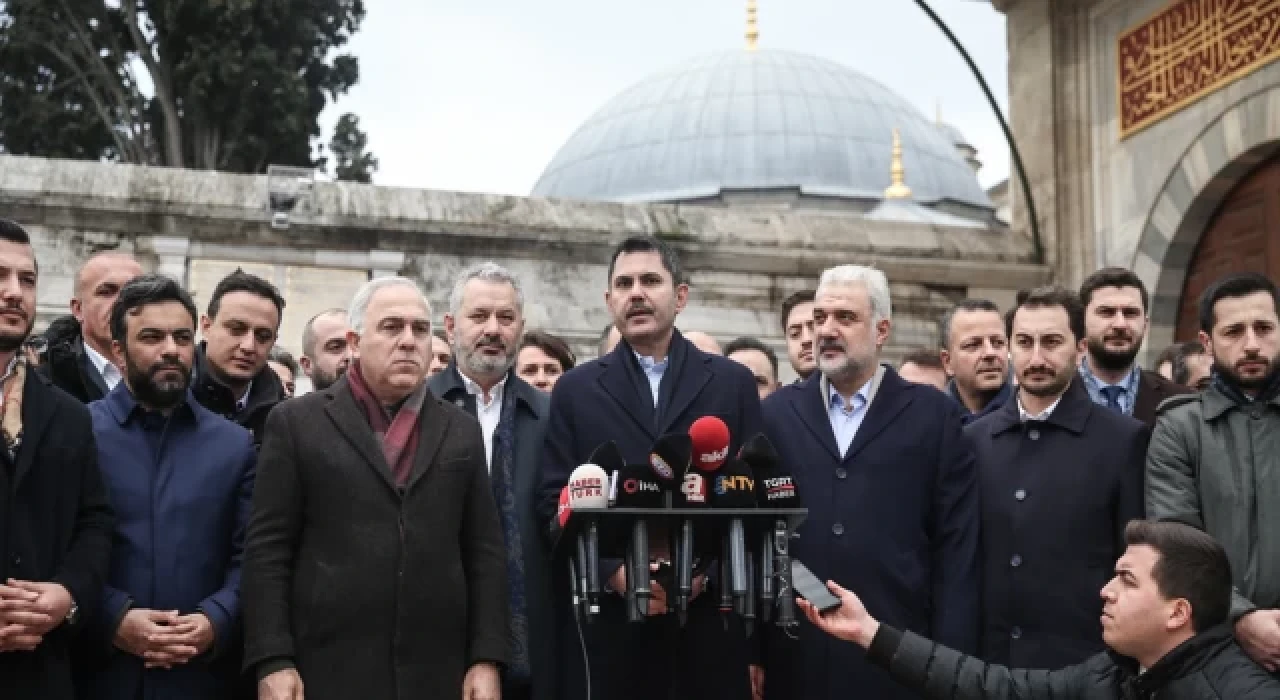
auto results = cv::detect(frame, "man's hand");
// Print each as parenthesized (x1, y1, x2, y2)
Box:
(4, 580, 72, 636)
(607, 566, 669, 616)
(749, 664, 764, 700)
(462, 661, 500, 700)
(1236, 609, 1280, 671)
(797, 580, 879, 649)
(258, 668, 304, 700)
(114, 608, 197, 666)
(143, 613, 215, 669)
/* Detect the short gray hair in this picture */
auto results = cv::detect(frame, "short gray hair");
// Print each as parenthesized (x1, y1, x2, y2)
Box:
(449, 261, 525, 315)
(816, 265, 892, 322)
(348, 276, 432, 334)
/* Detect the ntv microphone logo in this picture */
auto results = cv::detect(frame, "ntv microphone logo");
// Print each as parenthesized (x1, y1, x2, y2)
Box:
(714, 474, 754, 495)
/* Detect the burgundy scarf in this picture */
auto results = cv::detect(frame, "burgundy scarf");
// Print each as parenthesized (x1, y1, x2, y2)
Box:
(346, 360, 427, 487)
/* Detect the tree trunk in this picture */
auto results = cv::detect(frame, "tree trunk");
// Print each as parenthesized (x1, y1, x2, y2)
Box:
(123, 0, 183, 168)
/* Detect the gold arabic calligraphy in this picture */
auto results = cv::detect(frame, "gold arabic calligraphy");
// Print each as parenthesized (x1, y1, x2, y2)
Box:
(1118, 0, 1280, 138)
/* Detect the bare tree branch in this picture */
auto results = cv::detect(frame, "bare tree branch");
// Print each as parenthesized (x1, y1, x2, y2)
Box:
(121, 0, 182, 167)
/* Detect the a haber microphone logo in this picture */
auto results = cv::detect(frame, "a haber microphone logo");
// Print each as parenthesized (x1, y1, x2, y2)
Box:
(570, 477, 605, 499)
(699, 446, 729, 465)
(623, 478, 661, 495)
(762, 476, 796, 501)
(714, 474, 754, 495)
(649, 453, 674, 480)
(681, 473, 707, 503)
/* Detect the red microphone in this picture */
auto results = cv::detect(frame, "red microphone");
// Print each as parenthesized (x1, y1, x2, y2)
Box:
(689, 416, 731, 473)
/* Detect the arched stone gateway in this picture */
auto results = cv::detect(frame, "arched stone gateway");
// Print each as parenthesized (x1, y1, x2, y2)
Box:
(1132, 86, 1280, 359)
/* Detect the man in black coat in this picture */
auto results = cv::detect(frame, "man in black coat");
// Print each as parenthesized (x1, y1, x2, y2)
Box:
(243, 275, 509, 700)
(429, 261, 556, 700)
(39, 252, 142, 403)
(0, 219, 114, 699)
(537, 236, 764, 700)
(968, 286, 1147, 668)
(190, 269, 286, 446)
(798, 519, 1280, 700)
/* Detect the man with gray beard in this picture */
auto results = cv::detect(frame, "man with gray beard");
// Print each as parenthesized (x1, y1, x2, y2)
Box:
(759, 264, 980, 700)
(427, 262, 557, 700)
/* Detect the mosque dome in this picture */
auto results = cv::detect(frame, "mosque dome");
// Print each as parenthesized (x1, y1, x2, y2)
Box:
(531, 48, 992, 211)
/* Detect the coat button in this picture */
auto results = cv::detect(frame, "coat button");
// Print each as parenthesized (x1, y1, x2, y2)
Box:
(831, 523, 845, 536)
(1028, 429, 1041, 441)
(835, 467, 848, 480)
(1014, 489, 1027, 501)
(1011, 554, 1023, 567)
(1011, 626, 1022, 639)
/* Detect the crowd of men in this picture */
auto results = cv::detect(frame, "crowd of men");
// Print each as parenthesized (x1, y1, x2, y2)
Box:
(2, 212, 1280, 700)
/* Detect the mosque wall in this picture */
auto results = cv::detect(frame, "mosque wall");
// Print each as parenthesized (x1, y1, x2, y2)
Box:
(0, 154, 1048, 380)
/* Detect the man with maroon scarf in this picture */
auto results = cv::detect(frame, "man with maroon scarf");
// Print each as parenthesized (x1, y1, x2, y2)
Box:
(242, 276, 510, 700)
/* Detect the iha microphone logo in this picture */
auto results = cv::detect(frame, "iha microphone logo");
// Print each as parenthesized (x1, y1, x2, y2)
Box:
(681, 473, 707, 503)
(623, 478, 661, 494)
(649, 453, 674, 479)
(570, 476, 605, 498)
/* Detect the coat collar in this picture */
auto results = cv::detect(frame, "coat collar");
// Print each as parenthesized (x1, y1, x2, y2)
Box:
(947, 377, 1013, 419)
(1110, 625, 1235, 692)
(596, 330, 711, 439)
(322, 375, 450, 497)
(787, 364, 911, 463)
(102, 381, 202, 427)
(989, 375, 1093, 436)
(12, 367, 60, 488)
(1202, 374, 1280, 420)
(428, 362, 544, 420)
(192, 342, 284, 416)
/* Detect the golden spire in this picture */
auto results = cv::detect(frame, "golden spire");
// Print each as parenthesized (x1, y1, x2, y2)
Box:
(884, 128, 913, 200)
(746, 0, 759, 51)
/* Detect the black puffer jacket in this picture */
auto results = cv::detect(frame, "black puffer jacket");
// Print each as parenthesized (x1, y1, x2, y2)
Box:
(869, 624, 1279, 699)
(190, 342, 284, 448)
(38, 315, 107, 404)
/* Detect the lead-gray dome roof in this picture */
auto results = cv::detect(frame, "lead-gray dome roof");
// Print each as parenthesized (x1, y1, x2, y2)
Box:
(531, 49, 992, 209)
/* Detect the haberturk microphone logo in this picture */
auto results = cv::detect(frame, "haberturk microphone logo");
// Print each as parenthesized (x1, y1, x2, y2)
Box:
(649, 453, 674, 480)
(624, 478, 661, 495)
(699, 446, 729, 465)
(714, 474, 754, 495)
(762, 476, 796, 501)
(681, 473, 707, 503)
(570, 476, 605, 499)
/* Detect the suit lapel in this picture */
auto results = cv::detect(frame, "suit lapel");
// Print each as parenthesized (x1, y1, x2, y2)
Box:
(405, 396, 449, 492)
(598, 355, 657, 441)
(789, 375, 842, 462)
(656, 354, 712, 437)
(13, 373, 59, 489)
(844, 371, 913, 464)
(324, 384, 400, 495)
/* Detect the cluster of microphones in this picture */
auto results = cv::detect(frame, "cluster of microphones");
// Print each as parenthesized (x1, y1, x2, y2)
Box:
(551, 417, 803, 633)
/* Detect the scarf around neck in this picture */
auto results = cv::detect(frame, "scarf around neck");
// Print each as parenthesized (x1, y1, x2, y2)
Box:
(346, 360, 427, 487)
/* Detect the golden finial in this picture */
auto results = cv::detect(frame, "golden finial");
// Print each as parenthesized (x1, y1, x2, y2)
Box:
(746, 0, 759, 51)
(884, 128, 913, 200)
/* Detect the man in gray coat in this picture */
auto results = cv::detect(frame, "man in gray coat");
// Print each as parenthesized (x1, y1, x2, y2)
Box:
(428, 262, 557, 700)
(243, 276, 509, 700)
(1146, 273, 1280, 672)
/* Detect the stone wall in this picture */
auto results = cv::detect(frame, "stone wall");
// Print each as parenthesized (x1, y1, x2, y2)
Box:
(0, 154, 1048, 382)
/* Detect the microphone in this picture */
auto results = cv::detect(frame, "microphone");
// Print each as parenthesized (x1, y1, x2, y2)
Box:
(739, 433, 799, 627)
(648, 433, 692, 507)
(690, 416, 731, 473)
(568, 463, 609, 616)
(711, 457, 757, 615)
(587, 441, 625, 505)
(613, 464, 664, 621)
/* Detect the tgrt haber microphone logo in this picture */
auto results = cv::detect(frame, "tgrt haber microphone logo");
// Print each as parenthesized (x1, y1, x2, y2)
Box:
(761, 476, 796, 501)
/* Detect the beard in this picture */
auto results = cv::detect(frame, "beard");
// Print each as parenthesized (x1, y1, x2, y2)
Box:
(125, 354, 191, 409)
(0, 312, 35, 353)
(1215, 350, 1280, 391)
(459, 336, 514, 378)
(1087, 333, 1142, 372)
(817, 335, 876, 384)
(311, 363, 348, 391)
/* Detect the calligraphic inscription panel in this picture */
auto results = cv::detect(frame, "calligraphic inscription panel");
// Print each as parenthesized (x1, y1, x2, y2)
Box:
(1118, 0, 1280, 138)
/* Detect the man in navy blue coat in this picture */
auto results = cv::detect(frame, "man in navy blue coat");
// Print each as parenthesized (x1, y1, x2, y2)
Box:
(537, 235, 763, 700)
(759, 264, 981, 700)
(77, 275, 255, 700)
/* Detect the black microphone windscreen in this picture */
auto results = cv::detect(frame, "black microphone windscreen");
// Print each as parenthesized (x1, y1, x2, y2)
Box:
(738, 433, 781, 473)
(612, 465, 667, 509)
(649, 433, 693, 486)
(710, 458, 757, 509)
(587, 441, 626, 476)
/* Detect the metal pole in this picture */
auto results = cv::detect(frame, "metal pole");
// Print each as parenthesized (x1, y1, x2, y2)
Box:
(912, 0, 1045, 265)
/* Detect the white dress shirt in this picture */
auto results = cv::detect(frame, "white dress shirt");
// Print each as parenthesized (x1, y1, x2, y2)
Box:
(462, 373, 507, 470)
(1016, 392, 1063, 422)
(83, 342, 122, 391)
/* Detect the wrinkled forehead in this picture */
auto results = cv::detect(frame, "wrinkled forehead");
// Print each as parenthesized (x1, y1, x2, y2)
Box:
(951, 309, 1006, 340)
(459, 278, 521, 313)
(367, 286, 431, 323)
(815, 282, 871, 313)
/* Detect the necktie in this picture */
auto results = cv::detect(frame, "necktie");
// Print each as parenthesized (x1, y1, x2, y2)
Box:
(1100, 385, 1124, 412)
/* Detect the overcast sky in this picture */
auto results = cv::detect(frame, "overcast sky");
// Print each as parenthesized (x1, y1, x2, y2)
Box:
(319, 0, 1010, 196)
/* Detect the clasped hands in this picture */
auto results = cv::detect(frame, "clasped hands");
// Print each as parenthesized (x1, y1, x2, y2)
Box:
(114, 608, 215, 669)
(0, 578, 73, 652)
(608, 563, 707, 616)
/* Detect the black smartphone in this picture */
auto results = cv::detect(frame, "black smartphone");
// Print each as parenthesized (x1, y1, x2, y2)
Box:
(791, 560, 841, 614)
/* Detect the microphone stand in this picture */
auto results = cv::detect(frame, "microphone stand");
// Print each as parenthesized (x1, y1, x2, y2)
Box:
(758, 529, 774, 623)
(774, 518, 796, 627)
